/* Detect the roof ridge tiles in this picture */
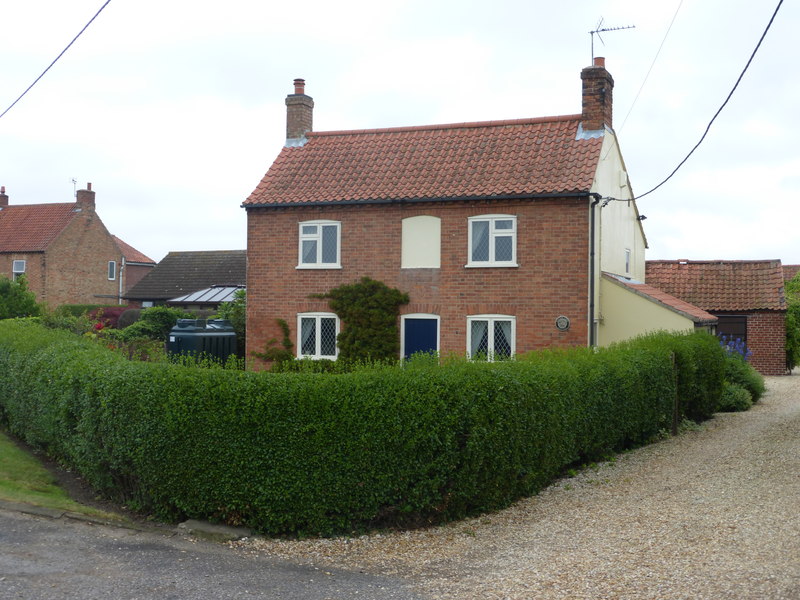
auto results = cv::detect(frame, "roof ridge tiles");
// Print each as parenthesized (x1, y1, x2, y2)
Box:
(308, 114, 582, 138)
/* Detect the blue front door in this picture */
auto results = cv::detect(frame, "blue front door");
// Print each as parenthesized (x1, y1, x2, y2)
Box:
(404, 318, 438, 359)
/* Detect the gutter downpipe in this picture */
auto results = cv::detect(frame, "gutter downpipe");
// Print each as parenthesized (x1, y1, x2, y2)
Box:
(589, 193, 602, 347)
(118, 257, 125, 305)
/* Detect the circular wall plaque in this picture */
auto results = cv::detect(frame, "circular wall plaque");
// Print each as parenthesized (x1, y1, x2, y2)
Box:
(555, 315, 570, 331)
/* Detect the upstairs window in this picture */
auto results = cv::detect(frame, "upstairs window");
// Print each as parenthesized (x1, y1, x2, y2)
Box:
(12, 259, 26, 281)
(298, 221, 341, 268)
(108, 260, 117, 281)
(298, 313, 339, 360)
(467, 315, 515, 361)
(467, 215, 517, 267)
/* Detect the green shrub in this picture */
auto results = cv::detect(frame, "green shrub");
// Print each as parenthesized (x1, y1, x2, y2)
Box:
(724, 354, 765, 403)
(718, 382, 753, 412)
(0, 322, 725, 537)
(117, 308, 142, 329)
(117, 306, 193, 342)
(0, 275, 41, 319)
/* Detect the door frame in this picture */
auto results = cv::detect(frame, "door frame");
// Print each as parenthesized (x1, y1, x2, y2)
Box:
(400, 313, 440, 359)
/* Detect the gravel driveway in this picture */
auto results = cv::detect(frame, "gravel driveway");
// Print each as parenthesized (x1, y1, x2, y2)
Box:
(236, 374, 800, 599)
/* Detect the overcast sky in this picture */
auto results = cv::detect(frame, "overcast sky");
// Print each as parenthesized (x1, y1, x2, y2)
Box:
(1, 0, 796, 266)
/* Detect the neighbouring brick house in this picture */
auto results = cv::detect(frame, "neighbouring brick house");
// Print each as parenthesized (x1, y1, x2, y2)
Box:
(123, 250, 246, 308)
(646, 260, 788, 375)
(0, 184, 154, 307)
(242, 59, 702, 364)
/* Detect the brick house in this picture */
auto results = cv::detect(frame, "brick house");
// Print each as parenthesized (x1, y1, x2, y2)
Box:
(242, 59, 689, 363)
(0, 184, 154, 307)
(646, 260, 788, 375)
(784, 264, 799, 283)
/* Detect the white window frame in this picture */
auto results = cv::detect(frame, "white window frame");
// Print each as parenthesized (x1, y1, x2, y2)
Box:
(466, 314, 516, 361)
(466, 215, 518, 267)
(400, 313, 440, 359)
(624, 248, 631, 275)
(108, 260, 117, 281)
(297, 220, 341, 269)
(297, 312, 340, 360)
(12, 259, 26, 281)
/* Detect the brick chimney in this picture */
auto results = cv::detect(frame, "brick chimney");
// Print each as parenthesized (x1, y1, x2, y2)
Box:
(581, 57, 614, 132)
(76, 182, 95, 211)
(0, 186, 7, 208)
(285, 78, 314, 146)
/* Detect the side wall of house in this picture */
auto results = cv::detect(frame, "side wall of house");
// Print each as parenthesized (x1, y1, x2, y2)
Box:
(597, 277, 697, 346)
(44, 211, 124, 307)
(746, 310, 786, 375)
(246, 198, 590, 362)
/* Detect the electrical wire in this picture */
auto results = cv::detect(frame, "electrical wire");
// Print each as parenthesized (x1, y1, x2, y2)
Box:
(0, 0, 113, 122)
(617, 0, 684, 135)
(617, 0, 784, 203)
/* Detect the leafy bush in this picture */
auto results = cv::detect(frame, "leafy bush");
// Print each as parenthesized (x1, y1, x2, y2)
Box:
(214, 290, 246, 357)
(117, 308, 142, 329)
(718, 382, 752, 412)
(116, 306, 193, 342)
(314, 277, 408, 364)
(88, 305, 130, 329)
(724, 353, 765, 403)
(0, 323, 725, 537)
(0, 275, 41, 319)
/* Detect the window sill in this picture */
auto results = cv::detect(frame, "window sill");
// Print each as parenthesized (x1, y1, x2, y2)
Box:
(296, 265, 343, 270)
(464, 263, 519, 268)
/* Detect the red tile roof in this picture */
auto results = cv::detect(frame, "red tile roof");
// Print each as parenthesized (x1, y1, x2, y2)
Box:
(603, 273, 718, 324)
(244, 115, 603, 207)
(0, 203, 79, 252)
(112, 235, 155, 265)
(645, 260, 786, 311)
(783, 264, 800, 282)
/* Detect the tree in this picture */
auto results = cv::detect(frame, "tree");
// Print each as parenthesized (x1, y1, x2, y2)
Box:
(0, 275, 41, 319)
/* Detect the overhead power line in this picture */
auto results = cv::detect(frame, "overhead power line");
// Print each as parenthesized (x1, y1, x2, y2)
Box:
(0, 0, 113, 122)
(615, 0, 784, 203)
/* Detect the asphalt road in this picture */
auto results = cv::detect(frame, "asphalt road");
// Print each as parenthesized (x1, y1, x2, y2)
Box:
(0, 509, 426, 600)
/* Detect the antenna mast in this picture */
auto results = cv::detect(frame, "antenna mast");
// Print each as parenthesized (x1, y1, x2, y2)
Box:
(590, 18, 635, 60)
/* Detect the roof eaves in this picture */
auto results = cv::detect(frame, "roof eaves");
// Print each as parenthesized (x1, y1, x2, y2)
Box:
(243, 191, 597, 209)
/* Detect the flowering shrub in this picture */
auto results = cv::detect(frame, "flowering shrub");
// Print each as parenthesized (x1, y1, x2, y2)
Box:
(719, 335, 752, 361)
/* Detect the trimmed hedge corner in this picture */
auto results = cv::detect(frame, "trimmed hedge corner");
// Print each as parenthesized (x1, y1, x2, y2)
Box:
(0, 321, 725, 536)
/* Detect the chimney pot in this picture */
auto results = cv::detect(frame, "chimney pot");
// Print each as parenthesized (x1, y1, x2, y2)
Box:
(0, 185, 7, 207)
(593, 56, 605, 68)
(293, 78, 306, 95)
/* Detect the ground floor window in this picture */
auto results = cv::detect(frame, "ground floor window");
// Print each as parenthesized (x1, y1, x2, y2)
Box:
(298, 313, 339, 360)
(12, 259, 26, 281)
(467, 315, 515, 361)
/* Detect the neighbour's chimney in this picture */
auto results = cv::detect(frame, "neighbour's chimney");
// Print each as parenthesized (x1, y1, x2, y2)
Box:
(76, 182, 95, 211)
(0, 186, 7, 208)
(581, 56, 614, 132)
(285, 78, 314, 146)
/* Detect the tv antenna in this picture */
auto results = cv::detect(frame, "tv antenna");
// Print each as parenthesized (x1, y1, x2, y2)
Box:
(590, 18, 635, 60)
(71, 178, 77, 197)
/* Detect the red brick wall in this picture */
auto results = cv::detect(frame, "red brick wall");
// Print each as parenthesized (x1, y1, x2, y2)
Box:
(746, 310, 787, 375)
(123, 263, 155, 293)
(246, 198, 591, 363)
(43, 210, 125, 307)
(0, 252, 45, 293)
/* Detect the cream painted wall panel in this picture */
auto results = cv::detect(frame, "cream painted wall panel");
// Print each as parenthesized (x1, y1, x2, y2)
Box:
(598, 276, 696, 346)
(401, 215, 441, 268)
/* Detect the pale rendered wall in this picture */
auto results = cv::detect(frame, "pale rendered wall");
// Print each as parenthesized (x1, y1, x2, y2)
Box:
(597, 276, 697, 346)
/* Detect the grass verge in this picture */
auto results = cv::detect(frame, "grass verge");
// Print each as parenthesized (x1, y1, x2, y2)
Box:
(0, 430, 124, 521)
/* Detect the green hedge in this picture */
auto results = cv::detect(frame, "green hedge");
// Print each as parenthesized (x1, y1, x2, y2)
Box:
(0, 321, 725, 536)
